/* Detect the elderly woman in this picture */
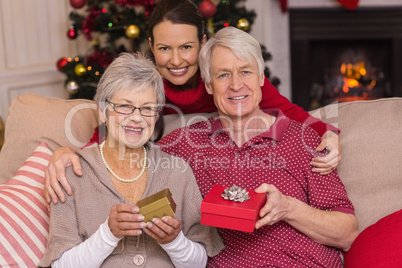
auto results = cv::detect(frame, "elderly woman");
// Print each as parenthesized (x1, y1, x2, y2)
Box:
(39, 52, 223, 268)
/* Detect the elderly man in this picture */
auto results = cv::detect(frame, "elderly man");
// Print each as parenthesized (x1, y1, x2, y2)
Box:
(158, 26, 358, 268)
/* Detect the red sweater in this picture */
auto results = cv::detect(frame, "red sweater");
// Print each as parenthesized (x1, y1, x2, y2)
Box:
(164, 74, 338, 136)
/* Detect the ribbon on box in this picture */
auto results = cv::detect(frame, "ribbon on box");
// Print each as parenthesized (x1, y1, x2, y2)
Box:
(221, 185, 250, 202)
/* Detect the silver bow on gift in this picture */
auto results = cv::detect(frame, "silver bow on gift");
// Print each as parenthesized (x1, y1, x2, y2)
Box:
(221, 185, 250, 202)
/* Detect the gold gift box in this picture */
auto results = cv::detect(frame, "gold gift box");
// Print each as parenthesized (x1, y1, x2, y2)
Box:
(137, 188, 177, 223)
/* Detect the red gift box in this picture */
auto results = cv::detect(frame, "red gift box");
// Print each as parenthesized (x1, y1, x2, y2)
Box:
(200, 185, 266, 232)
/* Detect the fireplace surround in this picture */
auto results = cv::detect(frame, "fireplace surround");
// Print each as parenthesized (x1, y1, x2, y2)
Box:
(289, 7, 402, 109)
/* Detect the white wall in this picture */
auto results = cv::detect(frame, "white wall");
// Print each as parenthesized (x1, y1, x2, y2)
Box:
(0, 0, 88, 122)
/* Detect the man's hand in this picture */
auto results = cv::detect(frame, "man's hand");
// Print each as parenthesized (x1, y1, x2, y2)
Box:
(108, 204, 146, 238)
(143, 216, 183, 244)
(311, 130, 341, 175)
(44, 146, 82, 204)
(254, 183, 293, 229)
(254, 183, 358, 251)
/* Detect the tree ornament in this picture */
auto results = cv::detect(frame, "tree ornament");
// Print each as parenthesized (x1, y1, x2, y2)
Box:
(56, 57, 69, 72)
(125, 25, 140, 39)
(70, 0, 86, 9)
(199, 0, 217, 18)
(91, 38, 100, 47)
(67, 27, 78, 39)
(277, 0, 287, 13)
(206, 18, 215, 37)
(66, 80, 79, 94)
(74, 64, 87, 76)
(336, 0, 359, 10)
(236, 18, 250, 32)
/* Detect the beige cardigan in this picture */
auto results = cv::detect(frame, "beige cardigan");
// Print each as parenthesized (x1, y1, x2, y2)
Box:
(39, 143, 224, 267)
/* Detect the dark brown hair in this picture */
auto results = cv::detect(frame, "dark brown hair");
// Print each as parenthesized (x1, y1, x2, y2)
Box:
(148, 0, 205, 45)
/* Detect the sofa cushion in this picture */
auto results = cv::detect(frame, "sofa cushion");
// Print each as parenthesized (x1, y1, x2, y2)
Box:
(0, 94, 98, 183)
(0, 141, 52, 267)
(344, 209, 402, 268)
(308, 98, 402, 232)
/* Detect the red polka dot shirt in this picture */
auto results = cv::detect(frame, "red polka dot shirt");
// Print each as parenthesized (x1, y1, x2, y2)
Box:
(158, 109, 354, 268)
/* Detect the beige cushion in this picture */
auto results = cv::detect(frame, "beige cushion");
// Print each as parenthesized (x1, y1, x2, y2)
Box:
(0, 94, 99, 183)
(309, 98, 402, 232)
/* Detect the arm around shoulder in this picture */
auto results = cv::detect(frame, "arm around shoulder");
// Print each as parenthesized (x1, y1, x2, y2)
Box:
(44, 146, 82, 204)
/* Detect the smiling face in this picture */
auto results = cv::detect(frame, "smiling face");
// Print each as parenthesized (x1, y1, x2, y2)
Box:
(99, 87, 158, 149)
(150, 21, 205, 90)
(205, 46, 265, 120)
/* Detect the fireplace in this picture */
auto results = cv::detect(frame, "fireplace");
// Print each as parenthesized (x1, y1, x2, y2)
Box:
(289, 7, 402, 110)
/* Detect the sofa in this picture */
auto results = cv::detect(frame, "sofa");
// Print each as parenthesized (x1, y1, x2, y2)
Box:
(0, 94, 401, 267)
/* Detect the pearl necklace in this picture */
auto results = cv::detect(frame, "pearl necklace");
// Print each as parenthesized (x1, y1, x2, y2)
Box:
(99, 141, 147, 183)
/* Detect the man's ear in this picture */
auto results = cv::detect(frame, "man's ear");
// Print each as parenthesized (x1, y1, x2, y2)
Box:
(205, 83, 213, 95)
(149, 37, 154, 54)
(260, 73, 265, 87)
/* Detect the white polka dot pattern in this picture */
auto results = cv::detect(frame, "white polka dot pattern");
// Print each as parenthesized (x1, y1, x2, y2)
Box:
(159, 110, 353, 268)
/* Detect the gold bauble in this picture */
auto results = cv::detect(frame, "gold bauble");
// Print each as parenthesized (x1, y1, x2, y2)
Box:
(74, 64, 87, 77)
(91, 38, 100, 47)
(125, 25, 140, 39)
(236, 18, 250, 32)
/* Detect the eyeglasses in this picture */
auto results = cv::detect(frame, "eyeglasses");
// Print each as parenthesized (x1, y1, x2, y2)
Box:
(106, 100, 159, 117)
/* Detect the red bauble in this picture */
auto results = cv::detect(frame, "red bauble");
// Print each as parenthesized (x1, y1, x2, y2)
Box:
(70, 0, 86, 9)
(336, 0, 359, 10)
(56, 57, 69, 72)
(67, 28, 78, 39)
(199, 0, 217, 18)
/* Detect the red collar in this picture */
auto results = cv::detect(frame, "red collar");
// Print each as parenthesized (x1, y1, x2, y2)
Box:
(209, 109, 290, 142)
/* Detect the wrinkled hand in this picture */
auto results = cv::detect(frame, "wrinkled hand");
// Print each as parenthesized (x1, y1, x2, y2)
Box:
(143, 216, 183, 244)
(254, 183, 293, 229)
(44, 146, 82, 204)
(311, 130, 341, 175)
(108, 204, 146, 238)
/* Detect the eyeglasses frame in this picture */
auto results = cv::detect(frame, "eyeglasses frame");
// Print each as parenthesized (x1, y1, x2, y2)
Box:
(106, 100, 160, 117)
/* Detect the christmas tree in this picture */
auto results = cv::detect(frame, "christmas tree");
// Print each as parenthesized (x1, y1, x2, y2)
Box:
(58, 0, 278, 100)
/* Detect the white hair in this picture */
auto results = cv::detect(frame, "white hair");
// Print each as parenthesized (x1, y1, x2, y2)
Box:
(198, 26, 265, 84)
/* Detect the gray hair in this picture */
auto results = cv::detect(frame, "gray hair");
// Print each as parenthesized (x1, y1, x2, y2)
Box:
(198, 26, 265, 84)
(94, 52, 165, 111)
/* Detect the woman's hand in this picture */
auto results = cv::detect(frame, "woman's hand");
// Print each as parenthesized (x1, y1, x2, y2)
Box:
(44, 146, 82, 204)
(108, 204, 146, 238)
(143, 216, 183, 244)
(311, 130, 341, 175)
